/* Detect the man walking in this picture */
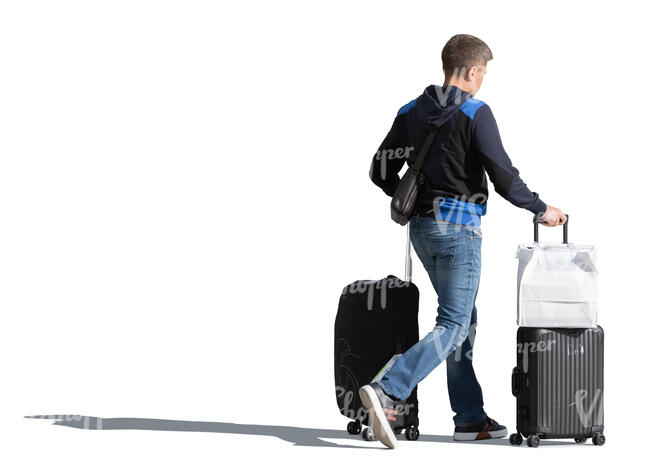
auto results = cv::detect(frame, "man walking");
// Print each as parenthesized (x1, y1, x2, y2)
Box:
(360, 34, 567, 449)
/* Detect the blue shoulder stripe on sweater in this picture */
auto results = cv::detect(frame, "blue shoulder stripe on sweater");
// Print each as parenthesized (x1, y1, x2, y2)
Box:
(397, 99, 417, 116)
(460, 98, 485, 119)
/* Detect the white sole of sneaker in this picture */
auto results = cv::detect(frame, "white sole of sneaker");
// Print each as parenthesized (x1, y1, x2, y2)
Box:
(359, 385, 397, 449)
(453, 427, 508, 441)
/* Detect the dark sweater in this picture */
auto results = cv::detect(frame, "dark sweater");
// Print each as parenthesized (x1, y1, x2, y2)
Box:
(370, 85, 546, 225)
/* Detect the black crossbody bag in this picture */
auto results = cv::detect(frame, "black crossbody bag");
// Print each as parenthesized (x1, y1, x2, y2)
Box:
(390, 127, 438, 225)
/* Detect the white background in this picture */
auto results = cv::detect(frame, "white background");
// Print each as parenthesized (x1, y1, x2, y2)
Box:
(1, 1, 647, 469)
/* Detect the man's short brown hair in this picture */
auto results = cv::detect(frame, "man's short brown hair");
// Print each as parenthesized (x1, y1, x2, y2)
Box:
(442, 34, 493, 76)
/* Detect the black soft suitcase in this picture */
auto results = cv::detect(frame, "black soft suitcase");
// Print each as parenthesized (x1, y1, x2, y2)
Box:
(334, 230, 420, 441)
(509, 326, 605, 447)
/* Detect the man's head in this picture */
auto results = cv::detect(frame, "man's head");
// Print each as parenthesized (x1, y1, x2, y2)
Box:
(442, 34, 493, 96)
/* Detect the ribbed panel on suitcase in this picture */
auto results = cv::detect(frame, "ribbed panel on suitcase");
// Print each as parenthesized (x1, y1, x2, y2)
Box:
(514, 327, 604, 439)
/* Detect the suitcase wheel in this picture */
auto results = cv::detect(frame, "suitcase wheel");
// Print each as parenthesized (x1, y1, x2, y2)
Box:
(526, 434, 540, 448)
(361, 427, 375, 441)
(347, 420, 361, 435)
(404, 425, 419, 441)
(592, 433, 605, 446)
(509, 433, 523, 445)
(574, 438, 587, 444)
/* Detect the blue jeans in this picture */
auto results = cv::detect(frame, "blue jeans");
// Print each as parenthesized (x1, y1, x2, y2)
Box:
(377, 215, 486, 426)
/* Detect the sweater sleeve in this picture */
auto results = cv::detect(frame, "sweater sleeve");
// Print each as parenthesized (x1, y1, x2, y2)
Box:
(369, 113, 409, 197)
(472, 105, 547, 215)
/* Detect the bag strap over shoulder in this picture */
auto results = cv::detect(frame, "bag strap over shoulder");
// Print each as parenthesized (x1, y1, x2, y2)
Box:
(411, 127, 438, 173)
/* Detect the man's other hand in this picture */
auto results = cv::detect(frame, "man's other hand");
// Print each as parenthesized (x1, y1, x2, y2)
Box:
(541, 206, 567, 227)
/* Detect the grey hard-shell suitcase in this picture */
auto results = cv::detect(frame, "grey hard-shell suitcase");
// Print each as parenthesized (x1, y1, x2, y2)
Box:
(509, 326, 605, 447)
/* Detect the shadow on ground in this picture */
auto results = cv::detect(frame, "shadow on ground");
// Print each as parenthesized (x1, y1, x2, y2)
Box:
(25, 415, 575, 448)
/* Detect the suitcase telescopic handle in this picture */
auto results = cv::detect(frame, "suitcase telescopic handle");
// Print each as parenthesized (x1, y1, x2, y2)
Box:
(533, 213, 569, 244)
(405, 224, 412, 283)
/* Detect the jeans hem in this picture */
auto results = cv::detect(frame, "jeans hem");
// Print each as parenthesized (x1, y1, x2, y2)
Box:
(375, 380, 408, 401)
(453, 411, 487, 427)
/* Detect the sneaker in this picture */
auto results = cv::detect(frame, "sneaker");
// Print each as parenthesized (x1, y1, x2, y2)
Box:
(453, 416, 508, 441)
(359, 383, 398, 449)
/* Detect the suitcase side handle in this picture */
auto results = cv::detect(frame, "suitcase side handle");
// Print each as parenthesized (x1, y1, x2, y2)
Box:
(511, 366, 522, 397)
(533, 213, 569, 244)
